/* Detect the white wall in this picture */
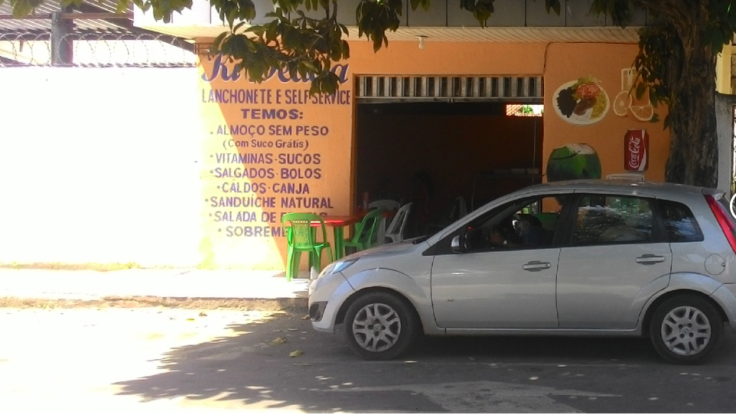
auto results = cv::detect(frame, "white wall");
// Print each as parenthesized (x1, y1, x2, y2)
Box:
(0, 67, 204, 267)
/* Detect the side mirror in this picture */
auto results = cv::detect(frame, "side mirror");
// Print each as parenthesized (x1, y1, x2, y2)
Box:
(451, 235, 463, 254)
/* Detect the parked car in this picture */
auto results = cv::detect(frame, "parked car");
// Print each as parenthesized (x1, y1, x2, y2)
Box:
(308, 180, 736, 364)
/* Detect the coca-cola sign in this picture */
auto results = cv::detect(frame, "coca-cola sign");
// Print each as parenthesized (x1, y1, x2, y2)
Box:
(624, 129, 649, 172)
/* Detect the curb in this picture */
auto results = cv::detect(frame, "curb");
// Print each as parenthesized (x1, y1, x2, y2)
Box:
(0, 295, 308, 311)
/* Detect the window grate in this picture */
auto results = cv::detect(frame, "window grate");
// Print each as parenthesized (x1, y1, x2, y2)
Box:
(357, 75, 543, 101)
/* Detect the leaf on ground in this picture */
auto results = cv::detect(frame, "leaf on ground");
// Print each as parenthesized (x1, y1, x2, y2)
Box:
(186, 318, 195, 322)
(301, 315, 310, 320)
(271, 336, 288, 345)
(289, 350, 304, 358)
(198, 312, 208, 317)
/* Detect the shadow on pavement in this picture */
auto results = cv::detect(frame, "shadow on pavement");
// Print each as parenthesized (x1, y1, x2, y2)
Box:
(412, 334, 658, 361)
(113, 308, 733, 412)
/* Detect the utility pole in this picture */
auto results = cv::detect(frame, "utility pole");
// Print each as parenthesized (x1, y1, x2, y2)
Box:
(51, 10, 73, 65)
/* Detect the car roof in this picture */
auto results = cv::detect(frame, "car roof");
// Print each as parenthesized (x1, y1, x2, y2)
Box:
(523, 179, 722, 197)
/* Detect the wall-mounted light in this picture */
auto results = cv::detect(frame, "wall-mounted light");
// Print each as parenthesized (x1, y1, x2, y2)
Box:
(417, 35, 427, 50)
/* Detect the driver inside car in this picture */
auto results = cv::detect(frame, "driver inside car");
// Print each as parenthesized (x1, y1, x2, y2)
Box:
(489, 214, 547, 248)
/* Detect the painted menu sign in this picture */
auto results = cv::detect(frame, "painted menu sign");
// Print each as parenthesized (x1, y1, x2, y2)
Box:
(198, 55, 353, 269)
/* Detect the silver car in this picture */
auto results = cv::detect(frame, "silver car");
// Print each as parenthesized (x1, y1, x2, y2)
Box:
(308, 180, 736, 364)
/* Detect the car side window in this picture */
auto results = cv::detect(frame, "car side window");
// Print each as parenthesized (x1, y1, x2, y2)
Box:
(659, 199, 704, 242)
(572, 195, 653, 245)
(463, 194, 570, 252)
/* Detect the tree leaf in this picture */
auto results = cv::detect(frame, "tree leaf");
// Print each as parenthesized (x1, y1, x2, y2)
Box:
(233, 21, 248, 33)
(635, 83, 646, 100)
(271, 337, 288, 345)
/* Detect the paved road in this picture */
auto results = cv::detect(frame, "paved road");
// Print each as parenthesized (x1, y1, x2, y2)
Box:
(1, 305, 736, 413)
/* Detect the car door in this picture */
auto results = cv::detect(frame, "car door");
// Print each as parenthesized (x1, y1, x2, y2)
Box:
(430, 194, 570, 329)
(556, 193, 672, 330)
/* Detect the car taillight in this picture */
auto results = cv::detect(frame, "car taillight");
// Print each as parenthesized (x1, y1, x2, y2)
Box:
(706, 194, 736, 254)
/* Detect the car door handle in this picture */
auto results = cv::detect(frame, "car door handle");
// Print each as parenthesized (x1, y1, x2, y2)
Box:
(522, 261, 551, 271)
(636, 254, 666, 264)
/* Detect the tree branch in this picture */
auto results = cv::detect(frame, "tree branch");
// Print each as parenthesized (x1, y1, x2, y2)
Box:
(632, 0, 692, 23)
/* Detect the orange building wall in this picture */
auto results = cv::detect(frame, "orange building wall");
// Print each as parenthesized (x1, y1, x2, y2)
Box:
(542, 43, 668, 181)
(349, 40, 668, 185)
(198, 40, 670, 270)
(347, 41, 548, 75)
(349, 41, 668, 183)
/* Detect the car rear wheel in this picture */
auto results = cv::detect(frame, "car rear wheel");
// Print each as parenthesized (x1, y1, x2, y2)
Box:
(649, 295, 722, 365)
(344, 291, 419, 360)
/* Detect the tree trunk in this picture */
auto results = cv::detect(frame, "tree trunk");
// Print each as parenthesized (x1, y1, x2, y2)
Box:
(663, 14, 719, 188)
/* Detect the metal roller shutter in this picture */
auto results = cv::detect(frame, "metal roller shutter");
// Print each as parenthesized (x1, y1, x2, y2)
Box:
(356, 75, 543, 103)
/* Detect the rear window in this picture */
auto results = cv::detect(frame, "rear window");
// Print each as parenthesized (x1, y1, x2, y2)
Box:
(572, 195, 653, 245)
(659, 200, 704, 243)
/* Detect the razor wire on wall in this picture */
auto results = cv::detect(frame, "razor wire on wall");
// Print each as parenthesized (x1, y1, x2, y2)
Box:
(0, 31, 196, 67)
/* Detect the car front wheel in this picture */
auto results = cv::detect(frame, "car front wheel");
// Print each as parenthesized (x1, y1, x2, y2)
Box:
(649, 295, 722, 365)
(344, 291, 419, 360)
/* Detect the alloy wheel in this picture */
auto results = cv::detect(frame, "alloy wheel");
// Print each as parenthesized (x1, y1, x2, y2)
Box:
(660, 305, 711, 356)
(351, 303, 402, 352)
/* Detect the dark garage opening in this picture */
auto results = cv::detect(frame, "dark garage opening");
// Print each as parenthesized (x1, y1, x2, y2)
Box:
(356, 101, 543, 237)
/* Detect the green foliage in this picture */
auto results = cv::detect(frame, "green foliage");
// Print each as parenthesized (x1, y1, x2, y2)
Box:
(459, 0, 495, 27)
(1, 0, 46, 18)
(210, 0, 350, 94)
(0, 0, 568, 94)
(518, 105, 534, 115)
(356, 0, 403, 52)
(633, 22, 679, 127)
(2, 0, 735, 114)
(128, 0, 195, 23)
(202, 0, 565, 92)
(541, 0, 561, 15)
(588, 0, 634, 28)
(3, 0, 732, 185)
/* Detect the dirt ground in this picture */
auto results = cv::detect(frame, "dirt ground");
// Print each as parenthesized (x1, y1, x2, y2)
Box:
(4, 299, 736, 413)
(0, 301, 308, 414)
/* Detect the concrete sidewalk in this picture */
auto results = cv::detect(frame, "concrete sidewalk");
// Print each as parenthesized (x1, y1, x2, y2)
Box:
(0, 268, 309, 306)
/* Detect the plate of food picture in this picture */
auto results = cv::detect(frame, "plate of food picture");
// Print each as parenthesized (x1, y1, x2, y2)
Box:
(553, 76, 610, 125)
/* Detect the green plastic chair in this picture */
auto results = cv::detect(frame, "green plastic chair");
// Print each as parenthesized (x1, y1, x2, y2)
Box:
(343, 208, 385, 255)
(282, 213, 333, 282)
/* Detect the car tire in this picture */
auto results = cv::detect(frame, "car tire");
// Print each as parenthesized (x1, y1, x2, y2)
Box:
(344, 291, 420, 360)
(649, 295, 722, 365)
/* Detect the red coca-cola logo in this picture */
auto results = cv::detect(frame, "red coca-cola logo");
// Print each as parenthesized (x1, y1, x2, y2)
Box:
(628, 137, 641, 153)
(629, 138, 641, 168)
(626, 134, 645, 170)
